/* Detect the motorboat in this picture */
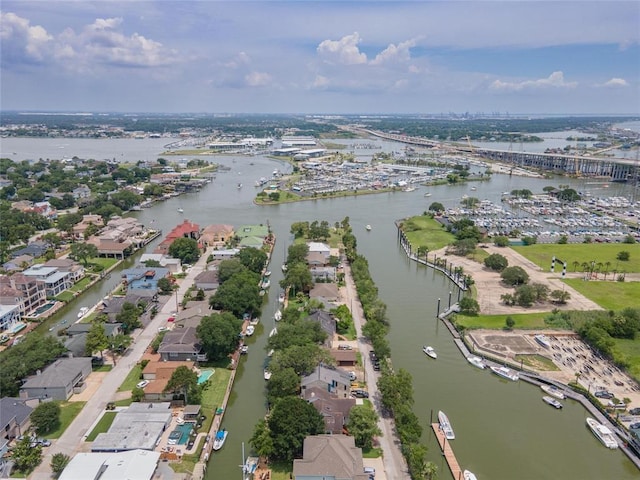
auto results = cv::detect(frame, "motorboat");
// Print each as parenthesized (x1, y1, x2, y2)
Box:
(542, 396, 563, 409)
(438, 411, 455, 440)
(282, 263, 287, 272)
(261, 278, 271, 289)
(404, 186, 416, 192)
(177, 207, 184, 213)
(424, 192, 432, 197)
(586, 417, 618, 449)
(466, 355, 486, 369)
(534, 334, 552, 349)
(212, 429, 228, 450)
(274, 309, 282, 322)
(365, 224, 372, 231)
(269, 327, 278, 338)
(278, 291, 285, 304)
(490, 365, 519, 381)
(423, 346, 437, 359)
(245, 325, 255, 336)
(263, 369, 272, 381)
(541, 384, 566, 400)
(237, 183, 242, 189)
(240, 345, 248, 354)
(77, 307, 89, 319)
(264, 270, 271, 277)
(463, 470, 478, 480)
(267, 349, 274, 357)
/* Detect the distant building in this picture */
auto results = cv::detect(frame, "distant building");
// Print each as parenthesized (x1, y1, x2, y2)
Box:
(200, 224, 235, 248)
(59, 449, 161, 480)
(292, 435, 369, 480)
(0, 397, 33, 457)
(0, 274, 47, 316)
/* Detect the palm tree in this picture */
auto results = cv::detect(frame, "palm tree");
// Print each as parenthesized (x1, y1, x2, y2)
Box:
(572, 261, 580, 272)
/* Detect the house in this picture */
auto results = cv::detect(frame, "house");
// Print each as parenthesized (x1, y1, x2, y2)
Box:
(304, 387, 355, 435)
(301, 364, 351, 399)
(307, 242, 331, 261)
(121, 267, 169, 292)
(139, 253, 182, 274)
(193, 269, 219, 291)
(157, 327, 206, 362)
(43, 258, 85, 283)
(0, 304, 22, 333)
(72, 214, 103, 240)
(59, 449, 161, 480)
(2, 254, 34, 272)
(306, 310, 336, 341)
(309, 283, 340, 305)
(71, 185, 92, 200)
(0, 397, 33, 456)
(171, 301, 210, 330)
(0, 274, 47, 315)
(292, 435, 369, 480)
(22, 264, 73, 298)
(154, 219, 200, 256)
(200, 224, 235, 248)
(10, 241, 49, 259)
(209, 248, 240, 261)
(236, 224, 270, 248)
(101, 291, 156, 322)
(20, 357, 92, 401)
(141, 361, 195, 402)
(64, 323, 122, 358)
(329, 349, 357, 368)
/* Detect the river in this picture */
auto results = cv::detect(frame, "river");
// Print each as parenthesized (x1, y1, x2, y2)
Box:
(5, 138, 638, 479)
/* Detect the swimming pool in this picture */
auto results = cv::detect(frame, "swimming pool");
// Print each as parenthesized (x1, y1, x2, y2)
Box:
(32, 301, 56, 316)
(175, 423, 193, 445)
(8, 322, 27, 334)
(197, 369, 214, 385)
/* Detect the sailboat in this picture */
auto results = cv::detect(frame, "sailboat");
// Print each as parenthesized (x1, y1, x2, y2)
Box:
(241, 442, 259, 480)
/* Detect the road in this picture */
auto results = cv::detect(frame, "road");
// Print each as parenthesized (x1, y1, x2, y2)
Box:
(29, 248, 213, 480)
(342, 260, 410, 480)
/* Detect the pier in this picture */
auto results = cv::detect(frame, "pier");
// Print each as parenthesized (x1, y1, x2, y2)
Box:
(431, 423, 464, 480)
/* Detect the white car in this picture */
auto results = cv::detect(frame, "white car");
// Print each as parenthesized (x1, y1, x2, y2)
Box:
(136, 380, 149, 389)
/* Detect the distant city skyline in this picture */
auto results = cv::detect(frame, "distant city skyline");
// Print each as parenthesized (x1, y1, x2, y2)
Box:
(1, 1, 639, 115)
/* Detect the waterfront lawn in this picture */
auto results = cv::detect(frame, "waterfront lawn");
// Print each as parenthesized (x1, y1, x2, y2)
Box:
(513, 243, 640, 273)
(455, 312, 549, 330)
(200, 368, 231, 422)
(55, 291, 75, 303)
(269, 460, 292, 480)
(612, 338, 640, 383)
(117, 363, 143, 392)
(400, 215, 455, 251)
(70, 276, 93, 292)
(85, 411, 117, 441)
(47, 402, 86, 439)
(564, 279, 640, 310)
(88, 257, 119, 270)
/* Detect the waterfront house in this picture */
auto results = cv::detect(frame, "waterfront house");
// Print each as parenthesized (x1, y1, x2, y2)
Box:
(200, 224, 235, 248)
(157, 327, 206, 362)
(19, 357, 92, 401)
(303, 387, 355, 435)
(0, 397, 33, 456)
(0, 274, 47, 315)
(154, 219, 201, 256)
(43, 258, 85, 283)
(22, 264, 73, 298)
(209, 248, 240, 260)
(193, 269, 219, 291)
(72, 214, 103, 240)
(59, 450, 161, 480)
(0, 304, 21, 333)
(121, 267, 169, 292)
(141, 360, 195, 402)
(292, 435, 369, 480)
(306, 242, 331, 266)
(10, 241, 49, 259)
(2, 255, 34, 272)
(301, 364, 351, 399)
(139, 253, 182, 274)
(306, 310, 336, 341)
(309, 283, 339, 305)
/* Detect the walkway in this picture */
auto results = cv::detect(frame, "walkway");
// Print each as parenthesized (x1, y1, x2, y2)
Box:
(431, 424, 463, 480)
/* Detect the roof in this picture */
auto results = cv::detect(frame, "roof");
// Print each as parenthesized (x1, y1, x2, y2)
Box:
(21, 357, 91, 390)
(306, 310, 336, 336)
(301, 364, 351, 389)
(59, 449, 161, 480)
(292, 434, 368, 480)
(0, 397, 33, 428)
(158, 327, 201, 354)
(194, 270, 219, 284)
(307, 242, 330, 253)
(236, 224, 269, 239)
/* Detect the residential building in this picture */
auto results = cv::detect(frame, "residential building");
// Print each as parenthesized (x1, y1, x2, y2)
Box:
(121, 267, 169, 292)
(292, 435, 369, 480)
(200, 224, 235, 248)
(0, 274, 46, 315)
(301, 364, 351, 399)
(141, 360, 195, 402)
(59, 450, 161, 480)
(304, 387, 355, 435)
(236, 224, 269, 248)
(209, 248, 240, 260)
(10, 241, 49, 259)
(157, 327, 206, 362)
(306, 310, 336, 342)
(44, 258, 85, 283)
(154, 219, 200, 256)
(0, 397, 33, 457)
(2, 254, 34, 272)
(0, 304, 21, 332)
(193, 269, 219, 291)
(22, 264, 73, 298)
(139, 253, 182, 274)
(19, 357, 92, 401)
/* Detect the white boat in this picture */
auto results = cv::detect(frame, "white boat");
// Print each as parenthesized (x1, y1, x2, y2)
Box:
(269, 327, 278, 338)
(243, 455, 259, 480)
(281, 263, 287, 272)
(466, 355, 486, 369)
(177, 207, 184, 213)
(423, 346, 437, 359)
(261, 278, 271, 289)
(463, 470, 478, 480)
(470, 186, 477, 191)
(404, 186, 416, 192)
(542, 396, 563, 409)
(541, 384, 566, 400)
(263, 369, 272, 380)
(534, 334, 552, 348)
(237, 183, 242, 189)
(77, 307, 89, 319)
(267, 349, 274, 357)
(245, 325, 255, 336)
(490, 366, 519, 381)
(278, 291, 285, 304)
(240, 345, 248, 354)
(586, 417, 618, 449)
(212, 429, 228, 450)
(274, 309, 282, 322)
(438, 411, 455, 440)
(263, 270, 271, 277)
(424, 192, 432, 197)
(365, 224, 372, 231)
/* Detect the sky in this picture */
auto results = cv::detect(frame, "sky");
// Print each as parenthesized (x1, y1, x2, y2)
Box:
(1, 1, 639, 115)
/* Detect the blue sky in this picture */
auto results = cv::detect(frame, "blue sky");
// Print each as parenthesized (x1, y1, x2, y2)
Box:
(1, 1, 639, 114)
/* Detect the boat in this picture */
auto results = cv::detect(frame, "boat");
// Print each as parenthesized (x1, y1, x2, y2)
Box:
(424, 192, 432, 197)
(177, 207, 184, 213)
(404, 186, 416, 192)
(263, 270, 271, 277)
(534, 334, 552, 349)
(541, 384, 566, 400)
(470, 186, 477, 191)
(490, 366, 519, 381)
(274, 309, 282, 322)
(365, 224, 372, 231)
(240, 345, 248, 354)
(212, 429, 228, 450)
(422, 346, 437, 359)
(263, 369, 272, 380)
(438, 411, 455, 440)
(261, 278, 271, 289)
(466, 355, 486, 369)
(269, 327, 278, 338)
(245, 325, 255, 336)
(237, 183, 242, 189)
(278, 291, 285, 304)
(77, 307, 89, 319)
(586, 417, 618, 449)
(267, 349, 274, 357)
(463, 470, 478, 480)
(281, 263, 288, 272)
(542, 396, 563, 409)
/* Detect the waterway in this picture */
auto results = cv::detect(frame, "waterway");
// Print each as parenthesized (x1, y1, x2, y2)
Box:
(5, 138, 638, 479)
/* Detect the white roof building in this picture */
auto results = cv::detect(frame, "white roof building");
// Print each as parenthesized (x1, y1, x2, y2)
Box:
(59, 449, 161, 480)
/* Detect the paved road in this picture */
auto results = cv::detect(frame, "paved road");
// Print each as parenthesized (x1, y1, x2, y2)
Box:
(342, 260, 410, 480)
(30, 248, 213, 480)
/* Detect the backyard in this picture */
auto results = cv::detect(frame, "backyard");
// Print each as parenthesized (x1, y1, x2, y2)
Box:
(47, 402, 86, 439)
(400, 214, 455, 251)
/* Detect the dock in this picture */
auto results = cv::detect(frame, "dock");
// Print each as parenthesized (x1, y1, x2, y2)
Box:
(431, 423, 464, 480)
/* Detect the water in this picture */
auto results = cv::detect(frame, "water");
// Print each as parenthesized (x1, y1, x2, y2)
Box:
(6, 138, 637, 479)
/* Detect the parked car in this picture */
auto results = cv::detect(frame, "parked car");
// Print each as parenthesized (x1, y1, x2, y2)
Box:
(629, 407, 640, 415)
(338, 344, 353, 350)
(136, 380, 149, 389)
(351, 389, 369, 398)
(594, 390, 614, 399)
(349, 371, 357, 381)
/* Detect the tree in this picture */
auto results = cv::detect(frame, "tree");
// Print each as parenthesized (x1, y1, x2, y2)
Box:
(493, 235, 510, 247)
(31, 401, 61, 435)
(500, 266, 529, 286)
(197, 312, 242, 361)
(85, 322, 108, 358)
(116, 302, 142, 334)
(266, 367, 300, 404)
(209, 270, 261, 316)
(451, 237, 478, 256)
(458, 296, 480, 315)
(69, 242, 99, 266)
(270, 344, 326, 376)
(164, 365, 200, 405)
(168, 237, 200, 264)
(428, 202, 445, 213)
(131, 386, 145, 402)
(281, 262, 313, 294)
(268, 396, 325, 462)
(157, 277, 174, 294)
(550, 290, 570, 304)
(505, 316, 516, 330)
(11, 436, 42, 474)
(217, 259, 246, 283)
(617, 251, 630, 261)
(286, 243, 309, 265)
(238, 247, 268, 274)
(347, 405, 381, 450)
(522, 236, 537, 246)
(377, 369, 414, 413)
(484, 253, 508, 271)
(250, 418, 275, 458)
(51, 453, 71, 477)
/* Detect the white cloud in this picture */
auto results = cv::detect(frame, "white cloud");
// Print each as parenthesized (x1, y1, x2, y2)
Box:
(0, 12, 53, 63)
(224, 52, 251, 69)
(317, 32, 367, 65)
(370, 39, 416, 65)
(601, 78, 629, 88)
(245, 71, 271, 87)
(311, 75, 330, 89)
(490, 71, 577, 92)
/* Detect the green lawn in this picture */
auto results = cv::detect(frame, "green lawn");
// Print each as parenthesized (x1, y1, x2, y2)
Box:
(47, 402, 86, 439)
(513, 243, 640, 273)
(564, 279, 640, 310)
(89, 257, 119, 269)
(118, 364, 143, 392)
(70, 276, 93, 292)
(400, 215, 455, 251)
(515, 354, 560, 371)
(200, 368, 232, 416)
(612, 338, 640, 383)
(55, 291, 75, 302)
(85, 411, 117, 441)
(455, 312, 551, 330)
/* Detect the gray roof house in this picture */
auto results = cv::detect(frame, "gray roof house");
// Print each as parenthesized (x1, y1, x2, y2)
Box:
(157, 327, 206, 362)
(0, 397, 33, 456)
(307, 310, 336, 341)
(193, 269, 219, 291)
(19, 357, 92, 401)
(301, 364, 351, 399)
(292, 434, 369, 480)
(304, 387, 356, 435)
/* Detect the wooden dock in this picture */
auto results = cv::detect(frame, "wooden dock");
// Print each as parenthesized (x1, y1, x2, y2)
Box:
(431, 423, 464, 480)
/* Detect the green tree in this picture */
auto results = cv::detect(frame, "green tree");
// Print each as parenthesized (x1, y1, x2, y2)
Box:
(377, 369, 414, 413)
(458, 296, 480, 315)
(209, 270, 261, 316)
(69, 242, 99, 266)
(168, 237, 201, 264)
(85, 322, 109, 358)
(266, 367, 300, 404)
(484, 253, 508, 271)
(51, 452, 71, 477)
(238, 247, 268, 274)
(270, 344, 327, 376)
(268, 396, 325, 462)
(500, 266, 529, 286)
(452, 237, 478, 256)
(286, 243, 310, 265)
(617, 251, 630, 261)
(347, 405, 381, 450)
(217, 259, 246, 283)
(197, 312, 242, 361)
(250, 418, 274, 459)
(116, 302, 142, 334)
(505, 316, 516, 329)
(428, 202, 445, 213)
(281, 262, 313, 294)
(131, 386, 145, 402)
(164, 365, 200, 405)
(157, 277, 173, 294)
(493, 235, 510, 247)
(12, 436, 42, 474)
(30, 401, 61, 435)
(290, 221, 310, 239)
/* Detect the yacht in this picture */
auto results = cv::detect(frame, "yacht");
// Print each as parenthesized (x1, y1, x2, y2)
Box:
(177, 207, 184, 213)
(245, 325, 255, 336)
(365, 224, 372, 231)
(586, 418, 618, 449)
(534, 334, 552, 349)
(542, 396, 563, 409)
(466, 355, 486, 369)
(422, 346, 437, 359)
(212, 429, 228, 450)
(274, 309, 282, 322)
(463, 471, 478, 480)
(278, 291, 286, 304)
(263, 369, 272, 381)
(77, 307, 89, 319)
(490, 365, 519, 381)
(540, 384, 566, 400)
(438, 411, 455, 440)
(424, 192, 432, 197)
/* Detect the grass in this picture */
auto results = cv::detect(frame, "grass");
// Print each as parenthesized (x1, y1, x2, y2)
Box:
(47, 402, 86, 439)
(92, 364, 113, 372)
(400, 215, 455, 251)
(269, 460, 293, 480)
(85, 411, 117, 441)
(70, 276, 93, 292)
(513, 243, 640, 273)
(114, 398, 133, 407)
(564, 279, 640, 310)
(455, 312, 550, 330)
(200, 368, 232, 416)
(55, 291, 75, 302)
(515, 354, 560, 371)
(117, 363, 143, 392)
(88, 257, 119, 270)
(612, 338, 640, 383)
(362, 447, 383, 458)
